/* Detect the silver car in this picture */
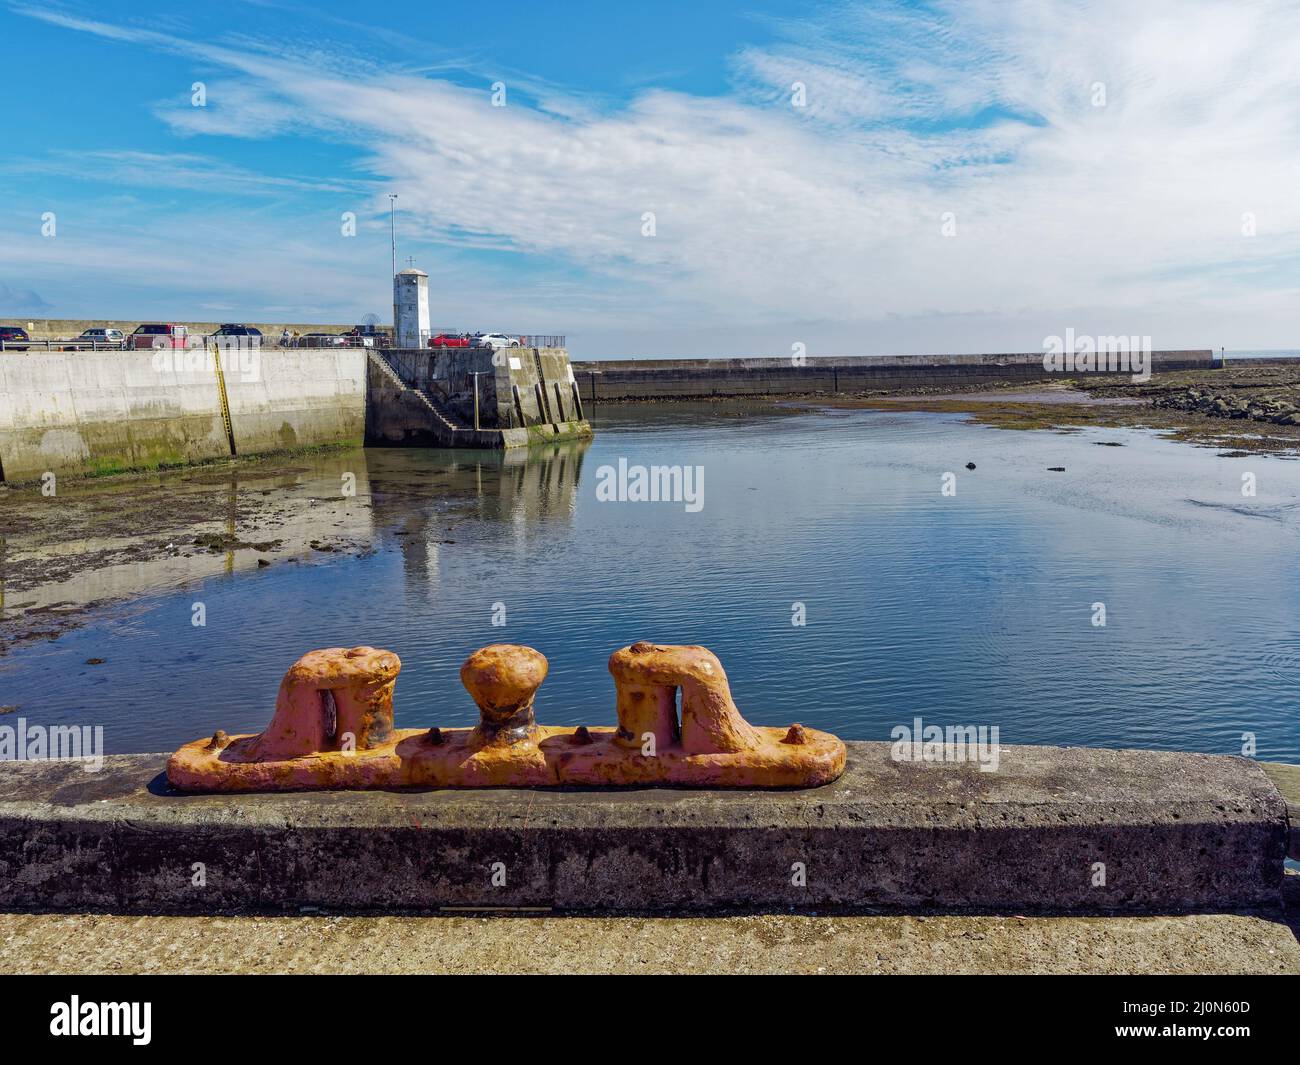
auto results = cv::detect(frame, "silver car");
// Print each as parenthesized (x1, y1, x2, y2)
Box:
(474, 332, 521, 349)
(77, 328, 126, 348)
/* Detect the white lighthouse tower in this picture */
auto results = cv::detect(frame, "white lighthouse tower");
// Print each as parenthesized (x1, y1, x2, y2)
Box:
(394, 267, 429, 348)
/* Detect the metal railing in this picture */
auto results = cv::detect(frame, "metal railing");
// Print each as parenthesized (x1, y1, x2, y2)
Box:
(422, 330, 567, 349)
(0, 334, 384, 351)
(0, 338, 135, 351)
(276, 335, 380, 348)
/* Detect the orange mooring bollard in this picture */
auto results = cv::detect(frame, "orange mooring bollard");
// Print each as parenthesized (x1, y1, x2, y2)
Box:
(166, 642, 846, 792)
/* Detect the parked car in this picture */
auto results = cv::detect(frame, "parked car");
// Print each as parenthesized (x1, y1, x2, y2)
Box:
(295, 332, 347, 347)
(0, 325, 32, 349)
(76, 327, 126, 348)
(209, 324, 263, 350)
(474, 332, 521, 349)
(339, 328, 376, 347)
(428, 333, 471, 348)
(126, 323, 189, 349)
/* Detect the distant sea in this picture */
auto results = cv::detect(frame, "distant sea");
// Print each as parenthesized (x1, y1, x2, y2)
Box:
(1222, 349, 1300, 359)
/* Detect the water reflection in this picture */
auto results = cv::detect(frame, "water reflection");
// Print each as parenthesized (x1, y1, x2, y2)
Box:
(0, 439, 589, 626)
(1, 409, 1297, 764)
(369, 440, 590, 588)
(0, 452, 373, 625)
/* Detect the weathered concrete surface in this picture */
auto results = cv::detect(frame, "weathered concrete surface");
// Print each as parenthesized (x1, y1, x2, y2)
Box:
(1, 909, 1295, 975)
(0, 744, 1286, 913)
(571, 350, 1215, 401)
(1261, 762, 1300, 860)
(365, 348, 592, 448)
(0, 349, 365, 482)
(0, 350, 232, 481)
(224, 348, 366, 456)
(382, 346, 579, 429)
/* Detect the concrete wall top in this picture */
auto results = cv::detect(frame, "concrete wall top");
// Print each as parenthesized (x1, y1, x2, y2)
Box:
(0, 743, 1286, 912)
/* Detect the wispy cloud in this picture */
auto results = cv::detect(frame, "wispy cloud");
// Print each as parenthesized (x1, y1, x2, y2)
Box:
(11, 0, 1300, 352)
(5, 149, 359, 195)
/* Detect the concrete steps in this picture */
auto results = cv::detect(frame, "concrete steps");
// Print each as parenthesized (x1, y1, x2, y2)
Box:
(368, 351, 473, 436)
(367, 350, 464, 443)
(0, 744, 1290, 914)
(418, 389, 468, 431)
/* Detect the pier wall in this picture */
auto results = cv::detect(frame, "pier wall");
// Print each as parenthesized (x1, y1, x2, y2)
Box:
(381, 346, 581, 428)
(0, 745, 1289, 913)
(571, 350, 1216, 401)
(367, 347, 592, 448)
(0, 348, 366, 483)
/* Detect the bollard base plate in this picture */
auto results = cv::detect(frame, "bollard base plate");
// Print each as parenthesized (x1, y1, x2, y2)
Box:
(166, 725, 847, 792)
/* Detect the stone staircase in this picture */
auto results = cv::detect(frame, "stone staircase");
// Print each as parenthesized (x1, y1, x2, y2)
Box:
(419, 384, 469, 432)
(368, 350, 467, 440)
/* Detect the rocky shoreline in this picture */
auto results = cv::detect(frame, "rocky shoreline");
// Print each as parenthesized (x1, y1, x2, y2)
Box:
(810, 363, 1300, 454)
(1150, 381, 1300, 427)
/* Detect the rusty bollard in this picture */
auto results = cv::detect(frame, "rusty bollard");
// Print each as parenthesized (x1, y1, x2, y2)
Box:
(460, 644, 548, 750)
(166, 640, 846, 792)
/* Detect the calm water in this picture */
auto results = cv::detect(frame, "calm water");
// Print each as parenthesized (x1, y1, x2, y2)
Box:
(3, 402, 1299, 761)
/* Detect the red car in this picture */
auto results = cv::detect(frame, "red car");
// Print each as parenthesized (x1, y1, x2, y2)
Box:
(126, 323, 189, 349)
(428, 333, 470, 348)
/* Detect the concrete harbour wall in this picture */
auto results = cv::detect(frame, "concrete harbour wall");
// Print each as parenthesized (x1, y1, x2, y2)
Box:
(366, 348, 592, 449)
(0, 347, 1215, 480)
(382, 347, 582, 428)
(0, 349, 366, 483)
(571, 350, 1216, 401)
(0, 744, 1289, 914)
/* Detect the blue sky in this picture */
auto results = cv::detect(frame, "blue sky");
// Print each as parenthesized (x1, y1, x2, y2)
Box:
(3, 0, 1299, 356)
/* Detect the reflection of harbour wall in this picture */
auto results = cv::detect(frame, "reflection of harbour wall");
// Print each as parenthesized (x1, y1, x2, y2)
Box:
(366, 441, 590, 587)
(495, 440, 589, 523)
(365, 441, 590, 530)
(1, 451, 374, 616)
(571, 351, 1216, 401)
(0, 349, 366, 483)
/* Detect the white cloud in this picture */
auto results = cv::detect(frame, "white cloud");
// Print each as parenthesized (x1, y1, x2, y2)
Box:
(156, 82, 305, 140)
(13, 0, 1300, 354)
(5, 150, 358, 195)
